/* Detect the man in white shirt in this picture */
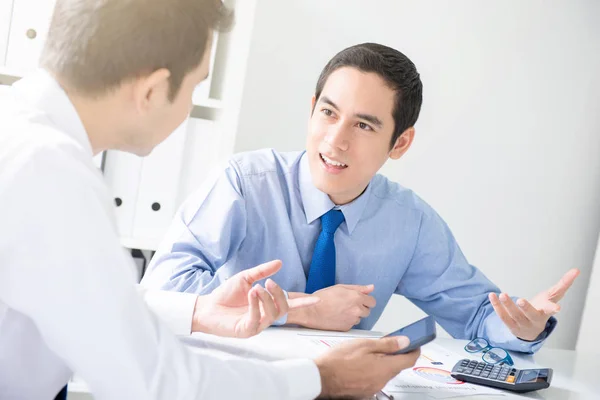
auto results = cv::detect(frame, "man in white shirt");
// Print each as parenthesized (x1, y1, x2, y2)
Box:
(0, 0, 420, 399)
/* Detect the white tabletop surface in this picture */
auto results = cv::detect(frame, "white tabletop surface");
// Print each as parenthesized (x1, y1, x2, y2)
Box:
(182, 327, 600, 400)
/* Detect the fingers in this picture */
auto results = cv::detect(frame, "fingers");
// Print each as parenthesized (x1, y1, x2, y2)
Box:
(359, 305, 371, 318)
(547, 268, 580, 302)
(371, 335, 411, 354)
(516, 298, 551, 319)
(388, 348, 421, 372)
(242, 260, 282, 285)
(362, 294, 377, 309)
(501, 293, 533, 325)
(254, 285, 279, 330)
(489, 293, 518, 331)
(265, 279, 289, 319)
(245, 288, 261, 334)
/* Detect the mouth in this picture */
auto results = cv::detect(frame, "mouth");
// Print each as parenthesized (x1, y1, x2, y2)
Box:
(319, 153, 348, 172)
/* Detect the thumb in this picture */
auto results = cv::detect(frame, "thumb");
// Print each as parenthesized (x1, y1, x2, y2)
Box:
(373, 336, 411, 355)
(338, 284, 375, 294)
(358, 284, 375, 294)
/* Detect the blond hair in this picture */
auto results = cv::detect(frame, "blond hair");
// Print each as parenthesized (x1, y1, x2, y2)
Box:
(41, 0, 233, 100)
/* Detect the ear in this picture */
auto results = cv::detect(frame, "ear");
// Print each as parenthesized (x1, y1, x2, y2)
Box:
(310, 95, 317, 116)
(389, 127, 415, 160)
(132, 68, 171, 113)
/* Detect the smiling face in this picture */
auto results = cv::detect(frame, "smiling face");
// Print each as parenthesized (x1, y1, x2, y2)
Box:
(306, 67, 414, 205)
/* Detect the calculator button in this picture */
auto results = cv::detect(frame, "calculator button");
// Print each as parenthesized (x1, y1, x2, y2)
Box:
(472, 370, 482, 376)
(481, 371, 490, 378)
(461, 360, 469, 366)
(506, 376, 515, 383)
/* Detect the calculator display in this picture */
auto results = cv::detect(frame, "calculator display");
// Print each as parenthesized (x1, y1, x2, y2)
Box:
(517, 369, 550, 383)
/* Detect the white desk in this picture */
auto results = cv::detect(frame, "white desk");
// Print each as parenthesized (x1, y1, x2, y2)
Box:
(182, 327, 600, 400)
(68, 327, 599, 399)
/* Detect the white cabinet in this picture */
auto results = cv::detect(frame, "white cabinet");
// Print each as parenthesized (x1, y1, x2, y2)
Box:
(109, 118, 219, 251)
(0, 0, 14, 66)
(130, 121, 190, 249)
(4, 0, 56, 73)
(102, 151, 144, 241)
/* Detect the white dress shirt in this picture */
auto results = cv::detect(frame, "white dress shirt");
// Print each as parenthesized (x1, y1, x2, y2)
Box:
(0, 71, 321, 400)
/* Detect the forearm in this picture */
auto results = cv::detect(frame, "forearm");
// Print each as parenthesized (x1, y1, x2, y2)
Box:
(142, 255, 219, 294)
(137, 285, 197, 335)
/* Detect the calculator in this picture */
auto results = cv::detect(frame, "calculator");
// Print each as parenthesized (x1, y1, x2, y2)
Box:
(450, 359, 552, 393)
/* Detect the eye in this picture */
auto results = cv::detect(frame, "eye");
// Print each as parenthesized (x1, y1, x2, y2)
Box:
(321, 108, 333, 117)
(358, 122, 373, 131)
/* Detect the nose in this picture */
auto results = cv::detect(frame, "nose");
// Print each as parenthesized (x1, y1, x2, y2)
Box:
(323, 124, 350, 152)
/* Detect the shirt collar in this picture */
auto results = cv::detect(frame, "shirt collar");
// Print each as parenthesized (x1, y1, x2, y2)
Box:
(298, 152, 372, 235)
(11, 69, 93, 157)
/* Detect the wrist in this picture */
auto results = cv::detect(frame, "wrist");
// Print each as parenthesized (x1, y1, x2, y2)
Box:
(191, 295, 213, 333)
(286, 292, 314, 326)
(314, 357, 335, 398)
(518, 317, 557, 342)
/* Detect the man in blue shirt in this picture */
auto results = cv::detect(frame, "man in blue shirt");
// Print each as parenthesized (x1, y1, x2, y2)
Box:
(142, 43, 579, 353)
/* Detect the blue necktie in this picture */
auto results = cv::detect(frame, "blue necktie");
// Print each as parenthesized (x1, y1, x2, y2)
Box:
(305, 209, 345, 294)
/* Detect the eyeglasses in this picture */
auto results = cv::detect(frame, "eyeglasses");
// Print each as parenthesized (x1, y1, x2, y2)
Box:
(465, 337, 514, 366)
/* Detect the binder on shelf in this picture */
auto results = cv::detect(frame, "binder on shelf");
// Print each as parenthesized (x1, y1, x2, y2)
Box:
(102, 150, 143, 240)
(131, 119, 189, 244)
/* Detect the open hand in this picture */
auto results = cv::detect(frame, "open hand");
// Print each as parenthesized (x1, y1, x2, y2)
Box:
(489, 268, 580, 341)
(192, 260, 319, 337)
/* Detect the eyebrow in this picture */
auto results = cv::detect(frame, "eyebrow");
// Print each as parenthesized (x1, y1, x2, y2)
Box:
(320, 96, 384, 128)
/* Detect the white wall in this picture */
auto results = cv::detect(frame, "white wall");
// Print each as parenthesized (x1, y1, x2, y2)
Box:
(232, 0, 600, 349)
(577, 236, 600, 351)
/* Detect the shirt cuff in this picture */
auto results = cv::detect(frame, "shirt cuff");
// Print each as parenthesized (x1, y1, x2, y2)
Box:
(271, 359, 321, 400)
(483, 312, 557, 354)
(136, 285, 197, 335)
(271, 290, 289, 326)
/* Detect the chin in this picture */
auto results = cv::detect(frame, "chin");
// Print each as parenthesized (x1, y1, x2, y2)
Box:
(124, 144, 153, 157)
(312, 176, 339, 197)
(137, 146, 155, 157)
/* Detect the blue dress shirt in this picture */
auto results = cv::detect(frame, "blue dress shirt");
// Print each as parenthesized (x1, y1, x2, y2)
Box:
(142, 149, 554, 353)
